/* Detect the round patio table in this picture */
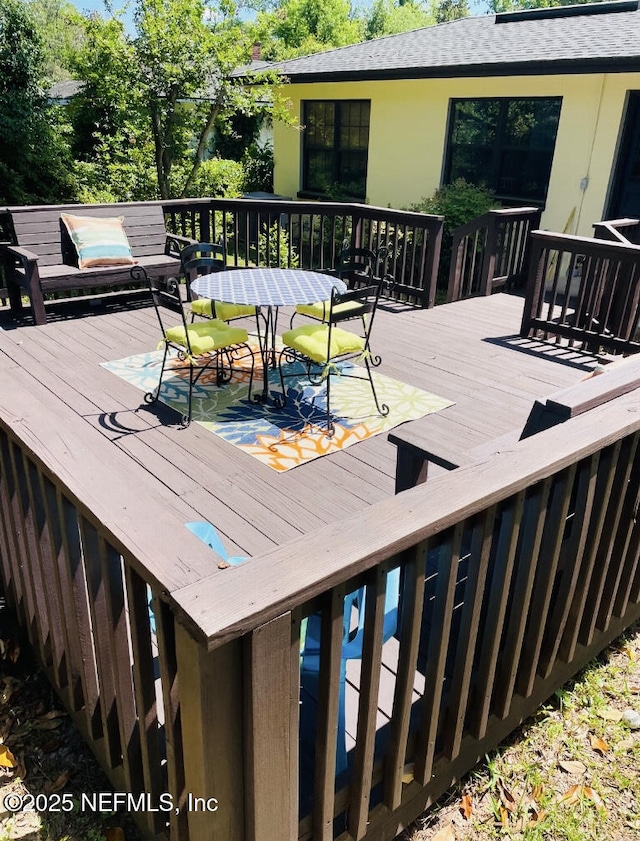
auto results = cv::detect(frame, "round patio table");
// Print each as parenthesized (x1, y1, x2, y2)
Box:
(190, 267, 347, 401)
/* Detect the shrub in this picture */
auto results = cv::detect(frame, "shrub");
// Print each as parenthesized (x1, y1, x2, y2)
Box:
(409, 178, 498, 230)
(242, 143, 274, 194)
(183, 158, 245, 199)
(258, 222, 299, 268)
(408, 179, 501, 288)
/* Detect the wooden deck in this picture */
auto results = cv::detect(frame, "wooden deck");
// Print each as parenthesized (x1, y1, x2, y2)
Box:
(0, 291, 598, 561)
(6, 289, 640, 841)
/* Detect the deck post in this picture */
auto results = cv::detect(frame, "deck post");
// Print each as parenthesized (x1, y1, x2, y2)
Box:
(175, 624, 245, 841)
(243, 612, 297, 841)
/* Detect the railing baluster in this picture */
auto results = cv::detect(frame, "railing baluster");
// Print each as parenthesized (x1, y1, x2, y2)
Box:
(59, 495, 103, 741)
(560, 441, 622, 663)
(470, 492, 524, 738)
(124, 565, 166, 837)
(26, 461, 66, 690)
(349, 565, 389, 840)
(596, 433, 640, 632)
(443, 510, 495, 756)
(385, 546, 426, 809)
(155, 598, 188, 840)
(80, 517, 123, 770)
(244, 613, 296, 841)
(414, 527, 464, 784)
(540, 454, 602, 678)
(313, 588, 347, 841)
(492, 478, 550, 714)
(175, 624, 244, 841)
(517, 466, 577, 698)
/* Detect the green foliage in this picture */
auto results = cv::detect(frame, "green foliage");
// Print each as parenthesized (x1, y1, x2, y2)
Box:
(408, 179, 500, 287)
(486, 0, 608, 11)
(434, 0, 469, 23)
(0, 0, 76, 203)
(68, 0, 287, 200)
(258, 222, 299, 267)
(364, 0, 433, 40)
(250, 0, 364, 59)
(181, 157, 245, 198)
(409, 178, 499, 231)
(26, 0, 87, 81)
(241, 143, 274, 193)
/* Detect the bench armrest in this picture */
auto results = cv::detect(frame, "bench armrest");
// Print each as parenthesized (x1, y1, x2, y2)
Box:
(5, 243, 39, 271)
(165, 233, 197, 258)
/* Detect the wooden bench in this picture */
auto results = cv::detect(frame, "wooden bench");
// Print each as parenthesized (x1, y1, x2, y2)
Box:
(3, 202, 194, 325)
(389, 355, 640, 493)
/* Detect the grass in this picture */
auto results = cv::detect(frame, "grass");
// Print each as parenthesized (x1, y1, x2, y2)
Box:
(404, 622, 640, 841)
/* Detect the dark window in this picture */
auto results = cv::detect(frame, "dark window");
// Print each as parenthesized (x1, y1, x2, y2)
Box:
(444, 97, 562, 205)
(302, 100, 370, 200)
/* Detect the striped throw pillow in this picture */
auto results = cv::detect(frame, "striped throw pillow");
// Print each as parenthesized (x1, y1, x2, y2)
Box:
(61, 213, 135, 270)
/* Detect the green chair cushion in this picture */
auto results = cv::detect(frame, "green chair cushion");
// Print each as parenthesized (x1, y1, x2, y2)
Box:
(295, 299, 363, 321)
(165, 321, 249, 356)
(191, 298, 255, 321)
(282, 324, 365, 364)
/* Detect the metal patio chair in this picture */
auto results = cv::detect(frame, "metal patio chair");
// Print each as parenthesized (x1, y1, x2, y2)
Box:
(182, 242, 256, 325)
(276, 279, 389, 436)
(134, 266, 255, 426)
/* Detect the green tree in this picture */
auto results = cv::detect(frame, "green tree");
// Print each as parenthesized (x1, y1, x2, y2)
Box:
(26, 0, 87, 81)
(0, 0, 75, 203)
(250, 0, 364, 59)
(71, 0, 285, 199)
(434, 0, 468, 23)
(364, 0, 433, 39)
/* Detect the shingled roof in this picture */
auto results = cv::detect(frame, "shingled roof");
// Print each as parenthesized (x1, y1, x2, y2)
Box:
(271, 0, 640, 83)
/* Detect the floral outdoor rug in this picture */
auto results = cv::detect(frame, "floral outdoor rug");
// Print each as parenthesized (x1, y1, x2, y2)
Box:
(101, 346, 454, 472)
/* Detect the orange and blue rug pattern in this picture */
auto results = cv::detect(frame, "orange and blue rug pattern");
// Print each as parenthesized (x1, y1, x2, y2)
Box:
(101, 348, 454, 472)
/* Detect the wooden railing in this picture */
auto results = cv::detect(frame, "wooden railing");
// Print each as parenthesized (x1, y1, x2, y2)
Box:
(2, 345, 640, 841)
(447, 207, 541, 302)
(521, 230, 640, 355)
(593, 217, 640, 245)
(161, 198, 444, 308)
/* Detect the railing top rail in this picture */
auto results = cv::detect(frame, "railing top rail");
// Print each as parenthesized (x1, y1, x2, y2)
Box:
(170, 385, 640, 650)
(595, 217, 640, 229)
(451, 206, 540, 241)
(531, 228, 640, 254)
(488, 207, 541, 216)
(163, 196, 444, 227)
(592, 218, 640, 244)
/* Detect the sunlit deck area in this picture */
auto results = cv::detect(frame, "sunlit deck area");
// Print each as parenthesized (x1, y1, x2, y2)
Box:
(0, 290, 597, 557)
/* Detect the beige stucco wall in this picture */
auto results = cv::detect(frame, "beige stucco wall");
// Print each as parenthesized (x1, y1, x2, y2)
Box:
(273, 72, 640, 237)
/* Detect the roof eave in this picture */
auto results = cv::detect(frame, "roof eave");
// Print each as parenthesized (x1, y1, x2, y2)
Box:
(282, 56, 640, 84)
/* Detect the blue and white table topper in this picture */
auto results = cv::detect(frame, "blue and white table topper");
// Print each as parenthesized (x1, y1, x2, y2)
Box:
(190, 266, 346, 307)
(190, 267, 347, 402)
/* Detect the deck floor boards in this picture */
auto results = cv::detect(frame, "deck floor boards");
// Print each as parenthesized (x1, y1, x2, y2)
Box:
(0, 291, 604, 796)
(0, 292, 598, 559)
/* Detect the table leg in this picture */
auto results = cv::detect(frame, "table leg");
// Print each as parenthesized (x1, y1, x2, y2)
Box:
(252, 306, 279, 403)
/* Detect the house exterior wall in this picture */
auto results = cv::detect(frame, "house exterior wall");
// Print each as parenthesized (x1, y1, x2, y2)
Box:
(273, 72, 640, 236)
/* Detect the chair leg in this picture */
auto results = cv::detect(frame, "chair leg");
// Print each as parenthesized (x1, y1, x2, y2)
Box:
(144, 344, 170, 407)
(326, 369, 335, 437)
(363, 356, 389, 419)
(184, 361, 195, 426)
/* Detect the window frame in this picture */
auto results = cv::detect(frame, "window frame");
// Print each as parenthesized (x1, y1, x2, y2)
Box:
(443, 96, 563, 206)
(299, 99, 371, 201)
